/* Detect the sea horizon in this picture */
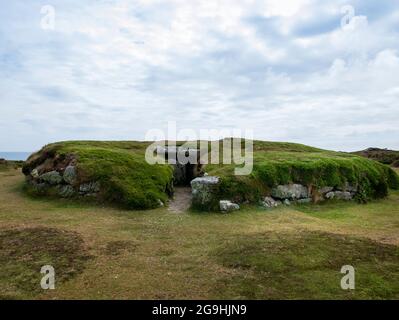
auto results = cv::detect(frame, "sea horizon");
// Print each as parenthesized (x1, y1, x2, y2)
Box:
(0, 152, 32, 161)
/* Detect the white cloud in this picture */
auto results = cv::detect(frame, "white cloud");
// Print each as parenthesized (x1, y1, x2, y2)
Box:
(0, 0, 398, 151)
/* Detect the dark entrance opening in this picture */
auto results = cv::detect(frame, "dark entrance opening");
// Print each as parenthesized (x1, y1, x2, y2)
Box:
(173, 162, 203, 186)
(156, 147, 203, 186)
(185, 164, 195, 184)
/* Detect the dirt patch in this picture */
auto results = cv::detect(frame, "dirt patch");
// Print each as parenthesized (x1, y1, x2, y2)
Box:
(168, 187, 192, 213)
(0, 227, 92, 296)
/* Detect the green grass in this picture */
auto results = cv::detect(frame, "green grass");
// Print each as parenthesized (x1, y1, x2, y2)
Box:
(214, 231, 399, 299)
(0, 227, 92, 299)
(1, 168, 399, 299)
(23, 140, 399, 210)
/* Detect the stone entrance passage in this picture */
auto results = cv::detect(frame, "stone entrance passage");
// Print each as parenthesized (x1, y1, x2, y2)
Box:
(157, 146, 205, 212)
(156, 146, 204, 186)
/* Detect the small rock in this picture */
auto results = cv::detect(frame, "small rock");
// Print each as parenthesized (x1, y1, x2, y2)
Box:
(219, 200, 240, 212)
(284, 199, 291, 206)
(334, 191, 353, 200)
(40, 170, 63, 185)
(31, 168, 40, 178)
(191, 176, 220, 186)
(271, 184, 308, 200)
(157, 199, 164, 207)
(325, 191, 353, 200)
(63, 165, 77, 185)
(79, 181, 100, 195)
(260, 196, 280, 208)
(58, 185, 75, 198)
(32, 182, 49, 193)
(318, 186, 333, 194)
(325, 191, 335, 199)
(347, 185, 357, 193)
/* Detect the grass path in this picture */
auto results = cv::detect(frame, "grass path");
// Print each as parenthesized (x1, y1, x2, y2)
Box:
(0, 168, 398, 299)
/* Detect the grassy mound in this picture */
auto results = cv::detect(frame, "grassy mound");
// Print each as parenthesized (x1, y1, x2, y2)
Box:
(23, 141, 174, 210)
(23, 140, 399, 209)
(206, 140, 399, 203)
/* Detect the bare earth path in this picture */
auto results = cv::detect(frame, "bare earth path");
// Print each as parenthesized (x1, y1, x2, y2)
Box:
(168, 187, 192, 213)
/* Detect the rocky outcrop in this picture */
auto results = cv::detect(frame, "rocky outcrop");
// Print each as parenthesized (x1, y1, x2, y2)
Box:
(191, 176, 220, 210)
(219, 200, 240, 212)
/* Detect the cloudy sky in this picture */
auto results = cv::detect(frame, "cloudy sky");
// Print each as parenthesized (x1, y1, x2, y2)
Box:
(1, 0, 399, 152)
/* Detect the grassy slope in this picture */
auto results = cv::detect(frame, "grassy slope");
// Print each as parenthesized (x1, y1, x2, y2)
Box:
(1, 168, 399, 299)
(24, 140, 399, 209)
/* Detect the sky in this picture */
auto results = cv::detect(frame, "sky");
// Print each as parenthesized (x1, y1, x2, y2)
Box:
(0, 0, 399, 152)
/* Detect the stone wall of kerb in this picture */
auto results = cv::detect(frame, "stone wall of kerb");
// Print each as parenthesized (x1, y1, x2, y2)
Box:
(191, 176, 358, 211)
(24, 155, 100, 199)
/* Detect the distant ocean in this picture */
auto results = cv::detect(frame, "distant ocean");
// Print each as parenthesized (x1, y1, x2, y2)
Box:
(0, 152, 32, 161)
